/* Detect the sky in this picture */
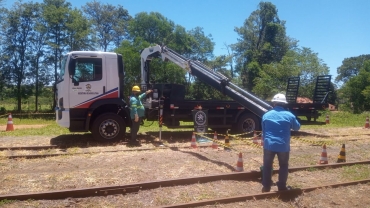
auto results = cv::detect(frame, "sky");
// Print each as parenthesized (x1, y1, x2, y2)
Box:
(4, 0, 370, 80)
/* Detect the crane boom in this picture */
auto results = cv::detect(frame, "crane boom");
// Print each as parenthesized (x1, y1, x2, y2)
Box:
(140, 45, 273, 118)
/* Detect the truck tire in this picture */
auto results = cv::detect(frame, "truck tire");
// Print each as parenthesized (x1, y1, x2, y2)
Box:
(235, 113, 260, 133)
(91, 113, 126, 142)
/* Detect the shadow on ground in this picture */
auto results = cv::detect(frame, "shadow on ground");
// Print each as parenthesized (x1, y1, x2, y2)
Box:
(50, 128, 357, 149)
(167, 146, 238, 172)
(49, 130, 194, 148)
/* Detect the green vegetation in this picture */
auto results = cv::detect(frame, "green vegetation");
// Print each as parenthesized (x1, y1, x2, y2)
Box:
(1, 111, 369, 137)
(306, 167, 319, 172)
(341, 165, 370, 181)
(299, 110, 370, 129)
(0, 199, 16, 206)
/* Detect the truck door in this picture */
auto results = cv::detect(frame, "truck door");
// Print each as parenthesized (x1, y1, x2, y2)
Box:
(69, 56, 105, 109)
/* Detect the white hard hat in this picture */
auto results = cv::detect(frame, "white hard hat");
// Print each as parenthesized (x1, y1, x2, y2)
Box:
(271, 93, 288, 103)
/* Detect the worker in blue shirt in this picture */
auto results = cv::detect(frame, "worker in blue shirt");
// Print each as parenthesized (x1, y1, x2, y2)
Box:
(129, 85, 152, 145)
(261, 93, 301, 192)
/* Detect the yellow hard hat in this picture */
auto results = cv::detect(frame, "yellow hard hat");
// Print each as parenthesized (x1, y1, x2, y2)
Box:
(132, 86, 141, 92)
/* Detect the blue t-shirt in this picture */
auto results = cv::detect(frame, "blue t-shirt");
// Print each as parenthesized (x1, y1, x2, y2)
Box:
(129, 93, 147, 119)
(262, 106, 301, 152)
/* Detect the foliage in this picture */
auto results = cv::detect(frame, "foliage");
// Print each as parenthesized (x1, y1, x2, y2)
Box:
(336, 54, 370, 84)
(253, 47, 330, 100)
(233, 1, 290, 91)
(83, 0, 131, 52)
(339, 60, 370, 113)
(1, 1, 40, 111)
(66, 8, 93, 51)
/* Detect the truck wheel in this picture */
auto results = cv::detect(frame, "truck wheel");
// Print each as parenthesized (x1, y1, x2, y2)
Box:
(236, 113, 260, 133)
(91, 113, 126, 142)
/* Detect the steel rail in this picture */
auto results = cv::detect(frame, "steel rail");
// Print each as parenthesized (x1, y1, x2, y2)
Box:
(0, 160, 370, 201)
(1, 147, 168, 159)
(160, 179, 370, 208)
(0, 145, 58, 151)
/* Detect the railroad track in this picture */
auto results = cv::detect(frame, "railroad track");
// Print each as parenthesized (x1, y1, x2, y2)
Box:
(0, 145, 59, 151)
(0, 145, 170, 159)
(0, 134, 365, 159)
(1, 160, 370, 207)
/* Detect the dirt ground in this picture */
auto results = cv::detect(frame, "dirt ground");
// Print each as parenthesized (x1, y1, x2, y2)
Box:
(1, 127, 370, 207)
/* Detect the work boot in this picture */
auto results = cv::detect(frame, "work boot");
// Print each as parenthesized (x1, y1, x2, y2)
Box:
(261, 187, 271, 193)
(129, 139, 141, 146)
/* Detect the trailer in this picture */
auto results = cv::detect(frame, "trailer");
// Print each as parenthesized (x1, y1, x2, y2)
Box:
(284, 75, 331, 122)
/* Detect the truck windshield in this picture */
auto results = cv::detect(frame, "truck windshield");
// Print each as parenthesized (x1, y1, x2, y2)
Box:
(58, 55, 67, 82)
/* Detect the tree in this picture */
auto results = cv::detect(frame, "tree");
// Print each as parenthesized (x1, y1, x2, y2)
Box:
(339, 60, 370, 113)
(1, 1, 39, 111)
(233, 2, 290, 91)
(83, 0, 131, 52)
(253, 47, 329, 100)
(29, 3, 52, 112)
(42, 0, 72, 109)
(335, 54, 370, 84)
(295, 47, 330, 99)
(253, 50, 300, 99)
(128, 12, 174, 46)
(223, 42, 235, 78)
(66, 8, 93, 51)
(0, 5, 8, 99)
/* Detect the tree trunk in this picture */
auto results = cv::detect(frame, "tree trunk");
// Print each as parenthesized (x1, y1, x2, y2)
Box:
(35, 58, 39, 112)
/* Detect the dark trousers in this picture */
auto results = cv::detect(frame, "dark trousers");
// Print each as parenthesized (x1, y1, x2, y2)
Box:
(262, 149, 290, 190)
(131, 117, 142, 142)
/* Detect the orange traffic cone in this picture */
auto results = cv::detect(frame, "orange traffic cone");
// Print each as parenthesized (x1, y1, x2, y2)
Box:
(318, 144, 328, 164)
(6, 113, 14, 131)
(325, 115, 330, 124)
(190, 132, 197, 148)
(365, 117, 370, 129)
(211, 131, 218, 149)
(252, 130, 259, 144)
(235, 152, 244, 172)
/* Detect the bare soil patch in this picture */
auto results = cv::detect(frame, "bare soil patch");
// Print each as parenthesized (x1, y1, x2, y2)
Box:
(0, 127, 370, 207)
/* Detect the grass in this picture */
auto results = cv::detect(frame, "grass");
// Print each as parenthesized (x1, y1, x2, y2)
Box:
(1, 111, 369, 137)
(341, 165, 370, 181)
(300, 110, 370, 129)
(0, 199, 16, 206)
(306, 167, 319, 172)
(0, 122, 71, 136)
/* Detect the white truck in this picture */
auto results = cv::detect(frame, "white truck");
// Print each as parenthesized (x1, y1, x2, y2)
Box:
(55, 45, 330, 142)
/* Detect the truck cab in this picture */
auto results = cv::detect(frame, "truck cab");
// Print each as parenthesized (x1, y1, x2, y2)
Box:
(55, 51, 130, 142)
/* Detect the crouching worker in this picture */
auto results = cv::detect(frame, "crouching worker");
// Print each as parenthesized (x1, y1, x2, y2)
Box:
(129, 85, 152, 145)
(261, 93, 300, 192)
